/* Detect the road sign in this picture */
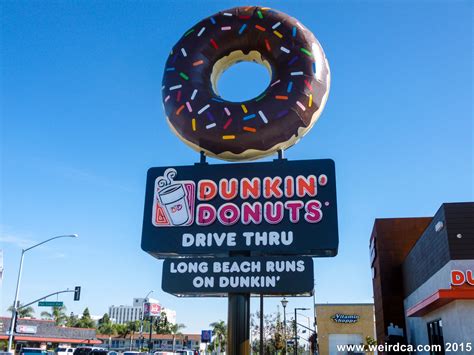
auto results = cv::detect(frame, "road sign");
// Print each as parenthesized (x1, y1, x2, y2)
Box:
(38, 301, 63, 307)
(201, 330, 212, 343)
(143, 302, 161, 317)
(142, 159, 338, 257)
(162, 256, 314, 296)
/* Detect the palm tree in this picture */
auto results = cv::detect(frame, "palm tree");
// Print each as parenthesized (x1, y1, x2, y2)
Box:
(40, 305, 67, 325)
(210, 320, 227, 354)
(126, 321, 140, 350)
(7, 304, 35, 318)
(169, 323, 186, 352)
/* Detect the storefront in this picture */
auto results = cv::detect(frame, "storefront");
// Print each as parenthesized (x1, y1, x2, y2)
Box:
(402, 203, 474, 353)
(315, 303, 375, 355)
(370, 202, 473, 354)
(0, 317, 101, 351)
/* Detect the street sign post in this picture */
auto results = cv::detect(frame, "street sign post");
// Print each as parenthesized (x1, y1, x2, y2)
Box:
(38, 301, 63, 307)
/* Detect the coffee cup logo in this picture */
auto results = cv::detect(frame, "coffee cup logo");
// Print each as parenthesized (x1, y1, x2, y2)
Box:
(152, 168, 195, 227)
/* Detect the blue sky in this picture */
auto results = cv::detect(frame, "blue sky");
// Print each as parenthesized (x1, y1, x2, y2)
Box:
(1, 0, 472, 334)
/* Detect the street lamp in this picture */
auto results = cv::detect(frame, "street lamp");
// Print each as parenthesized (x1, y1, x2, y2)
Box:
(7, 234, 78, 352)
(139, 290, 154, 350)
(294, 308, 310, 355)
(280, 298, 288, 355)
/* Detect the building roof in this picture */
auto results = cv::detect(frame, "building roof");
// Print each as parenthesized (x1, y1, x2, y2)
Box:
(406, 288, 474, 317)
(96, 334, 200, 341)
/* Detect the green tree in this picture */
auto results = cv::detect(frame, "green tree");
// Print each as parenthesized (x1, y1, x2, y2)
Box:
(40, 305, 68, 325)
(97, 313, 115, 335)
(126, 321, 140, 350)
(66, 312, 78, 327)
(7, 304, 34, 318)
(169, 323, 186, 352)
(75, 307, 95, 328)
(114, 324, 129, 339)
(154, 314, 171, 334)
(210, 320, 227, 354)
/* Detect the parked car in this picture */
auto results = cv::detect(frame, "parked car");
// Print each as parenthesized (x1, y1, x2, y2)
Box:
(175, 351, 194, 355)
(56, 347, 74, 355)
(20, 348, 48, 355)
(73, 348, 108, 355)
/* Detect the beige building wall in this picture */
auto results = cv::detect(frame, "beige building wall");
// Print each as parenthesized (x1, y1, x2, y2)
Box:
(316, 304, 375, 355)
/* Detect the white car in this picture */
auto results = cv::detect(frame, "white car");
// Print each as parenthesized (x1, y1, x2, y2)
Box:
(56, 348, 74, 355)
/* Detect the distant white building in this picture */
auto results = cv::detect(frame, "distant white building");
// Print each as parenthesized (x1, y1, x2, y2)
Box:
(108, 298, 176, 325)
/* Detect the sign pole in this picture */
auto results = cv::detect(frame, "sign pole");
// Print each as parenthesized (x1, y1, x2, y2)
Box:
(227, 292, 250, 355)
(260, 294, 264, 355)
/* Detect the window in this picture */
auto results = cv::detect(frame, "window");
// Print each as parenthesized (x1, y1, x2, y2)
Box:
(427, 319, 445, 355)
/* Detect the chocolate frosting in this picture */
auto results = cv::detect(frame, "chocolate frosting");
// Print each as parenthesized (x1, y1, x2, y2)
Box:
(162, 6, 330, 161)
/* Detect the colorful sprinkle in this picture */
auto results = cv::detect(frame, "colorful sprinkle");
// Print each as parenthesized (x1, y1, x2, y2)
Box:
(169, 84, 182, 91)
(223, 12, 232, 16)
(171, 52, 178, 64)
(192, 118, 196, 131)
(221, 26, 231, 31)
(222, 135, 235, 140)
(312, 62, 316, 73)
(181, 48, 187, 57)
(186, 101, 193, 112)
(239, 24, 247, 35)
(211, 97, 224, 102)
(308, 94, 313, 108)
(272, 22, 281, 29)
(176, 104, 185, 115)
(243, 126, 256, 133)
(193, 60, 204, 66)
(179, 72, 189, 80)
(210, 39, 218, 49)
(257, 10, 263, 19)
(275, 95, 288, 100)
(243, 114, 256, 120)
(166, 67, 175, 71)
(280, 46, 290, 54)
(258, 110, 269, 124)
(184, 29, 195, 37)
(288, 56, 299, 65)
(304, 79, 313, 90)
(239, 15, 251, 20)
(296, 101, 306, 111)
(197, 27, 206, 37)
(241, 104, 248, 113)
(292, 27, 297, 37)
(223, 118, 232, 129)
(198, 104, 210, 114)
(164, 95, 170, 103)
(300, 48, 312, 57)
(287, 81, 293, 93)
(277, 110, 289, 118)
(273, 30, 283, 38)
(210, 17, 216, 24)
(255, 25, 266, 31)
(224, 107, 231, 116)
(265, 39, 271, 51)
(270, 79, 281, 87)
(291, 71, 303, 76)
(176, 90, 182, 102)
(191, 89, 198, 100)
(206, 123, 216, 129)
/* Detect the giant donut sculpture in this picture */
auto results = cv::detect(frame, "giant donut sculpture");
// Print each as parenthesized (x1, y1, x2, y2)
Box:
(162, 6, 330, 161)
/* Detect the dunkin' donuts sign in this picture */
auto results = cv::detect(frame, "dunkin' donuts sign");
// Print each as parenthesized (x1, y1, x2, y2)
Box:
(141, 159, 338, 257)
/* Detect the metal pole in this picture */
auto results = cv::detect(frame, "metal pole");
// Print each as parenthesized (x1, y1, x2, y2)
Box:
(259, 294, 264, 355)
(148, 317, 153, 351)
(7, 234, 77, 353)
(227, 293, 250, 355)
(294, 309, 297, 355)
(139, 291, 153, 350)
(283, 305, 287, 355)
(7, 250, 25, 353)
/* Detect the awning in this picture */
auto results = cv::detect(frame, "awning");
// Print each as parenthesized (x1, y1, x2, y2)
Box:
(406, 288, 474, 317)
(1, 335, 102, 344)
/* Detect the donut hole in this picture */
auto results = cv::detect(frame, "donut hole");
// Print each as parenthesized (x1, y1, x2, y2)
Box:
(211, 50, 272, 102)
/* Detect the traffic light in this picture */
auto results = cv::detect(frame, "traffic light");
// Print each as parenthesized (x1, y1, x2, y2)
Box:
(74, 286, 81, 301)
